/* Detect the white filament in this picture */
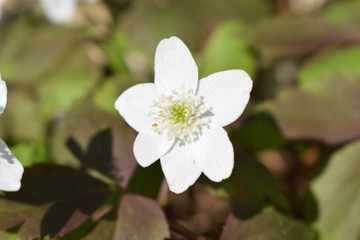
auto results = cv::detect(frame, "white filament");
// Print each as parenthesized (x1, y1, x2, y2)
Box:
(149, 91, 211, 143)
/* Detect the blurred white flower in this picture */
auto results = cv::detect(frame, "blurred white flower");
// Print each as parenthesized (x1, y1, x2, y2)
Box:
(0, 76, 24, 192)
(40, 0, 100, 24)
(0, 0, 5, 21)
(290, 0, 327, 14)
(115, 37, 253, 193)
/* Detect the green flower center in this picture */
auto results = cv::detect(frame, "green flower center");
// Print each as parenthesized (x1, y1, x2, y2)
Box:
(168, 101, 193, 124)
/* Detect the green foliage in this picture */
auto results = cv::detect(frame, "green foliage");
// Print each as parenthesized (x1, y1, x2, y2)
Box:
(102, 32, 133, 73)
(0, 0, 359, 238)
(312, 140, 360, 240)
(0, 231, 20, 240)
(232, 154, 291, 215)
(127, 161, 164, 199)
(231, 117, 285, 150)
(93, 75, 146, 115)
(321, 0, 360, 32)
(11, 143, 49, 167)
(0, 89, 43, 142)
(36, 47, 100, 120)
(200, 21, 256, 78)
(299, 46, 360, 90)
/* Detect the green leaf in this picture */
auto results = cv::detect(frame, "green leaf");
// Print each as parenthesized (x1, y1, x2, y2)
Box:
(220, 208, 316, 240)
(200, 21, 256, 78)
(231, 118, 285, 150)
(102, 32, 133, 73)
(10, 142, 49, 167)
(312, 140, 360, 240)
(0, 164, 112, 239)
(321, 1, 360, 33)
(232, 154, 291, 215)
(93, 74, 140, 115)
(299, 46, 360, 90)
(127, 161, 164, 199)
(36, 47, 100, 121)
(260, 74, 360, 145)
(0, 88, 44, 142)
(0, 231, 20, 240)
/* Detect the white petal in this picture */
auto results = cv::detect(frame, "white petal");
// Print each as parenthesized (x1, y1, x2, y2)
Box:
(160, 143, 201, 194)
(0, 76, 7, 115)
(155, 36, 198, 95)
(198, 70, 252, 127)
(0, 139, 23, 192)
(115, 83, 160, 133)
(40, 0, 78, 24)
(191, 124, 234, 182)
(134, 130, 174, 167)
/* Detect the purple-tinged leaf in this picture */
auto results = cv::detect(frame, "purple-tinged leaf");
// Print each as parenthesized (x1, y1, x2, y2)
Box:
(0, 164, 111, 239)
(220, 208, 315, 240)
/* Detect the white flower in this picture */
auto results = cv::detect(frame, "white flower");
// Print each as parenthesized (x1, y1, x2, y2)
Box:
(0, 0, 5, 21)
(115, 37, 252, 193)
(290, 0, 327, 14)
(0, 76, 24, 191)
(40, 0, 100, 24)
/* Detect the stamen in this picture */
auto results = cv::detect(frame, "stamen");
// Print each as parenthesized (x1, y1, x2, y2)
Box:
(149, 91, 212, 143)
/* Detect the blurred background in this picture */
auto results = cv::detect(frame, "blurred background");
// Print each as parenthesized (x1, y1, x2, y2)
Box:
(0, 0, 359, 239)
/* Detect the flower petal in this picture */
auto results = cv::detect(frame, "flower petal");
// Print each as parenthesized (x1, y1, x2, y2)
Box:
(160, 143, 201, 194)
(0, 139, 23, 192)
(198, 70, 252, 127)
(191, 124, 234, 182)
(0, 76, 7, 115)
(134, 130, 175, 167)
(155, 36, 198, 95)
(40, 0, 78, 24)
(115, 83, 160, 133)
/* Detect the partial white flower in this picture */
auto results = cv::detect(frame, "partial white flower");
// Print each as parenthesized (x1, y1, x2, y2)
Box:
(40, 0, 100, 24)
(0, 0, 5, 21)
(290, 0, 327, 14)
(0, 76, 24, 192)
(115, 37, 253, 194)
(40, 0, 78, 24)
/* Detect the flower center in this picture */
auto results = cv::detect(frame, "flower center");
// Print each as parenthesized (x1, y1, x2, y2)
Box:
(168, 101, 193, 124)
(149, 91, 212, 143)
